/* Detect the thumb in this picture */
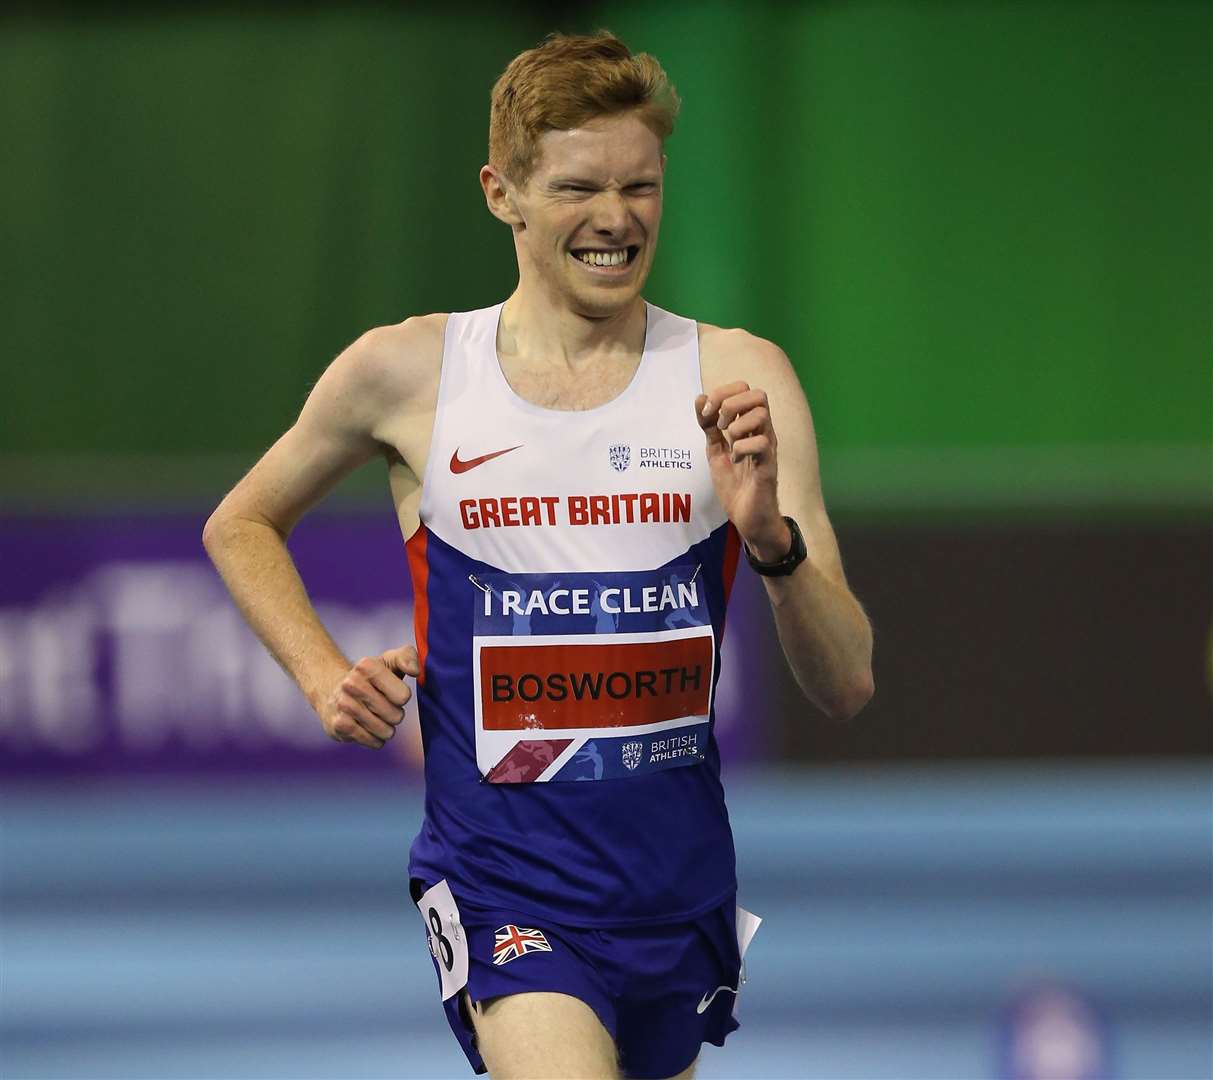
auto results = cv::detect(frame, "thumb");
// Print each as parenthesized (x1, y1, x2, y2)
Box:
(694, 393, 728, 455)
(382, 644, 421, 677)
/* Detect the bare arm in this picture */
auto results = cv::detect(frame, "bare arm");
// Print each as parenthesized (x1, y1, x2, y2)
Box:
(698, 332, 874, 722)
(202, 319, 436, 748)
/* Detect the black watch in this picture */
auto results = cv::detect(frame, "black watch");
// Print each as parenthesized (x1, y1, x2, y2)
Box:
(743, 516, 807, 577)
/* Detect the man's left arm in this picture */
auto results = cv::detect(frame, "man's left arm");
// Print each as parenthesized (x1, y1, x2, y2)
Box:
(697, 333, 874, 722)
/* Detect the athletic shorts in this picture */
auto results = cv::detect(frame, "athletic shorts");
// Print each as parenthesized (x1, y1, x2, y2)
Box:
(411, 877, 759, 1079)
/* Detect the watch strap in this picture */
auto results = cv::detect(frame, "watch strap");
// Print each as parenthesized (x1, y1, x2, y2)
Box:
(743, 515, 807, 577)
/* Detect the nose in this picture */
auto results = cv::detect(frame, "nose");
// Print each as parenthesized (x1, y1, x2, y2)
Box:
(589, 190, 630, 238)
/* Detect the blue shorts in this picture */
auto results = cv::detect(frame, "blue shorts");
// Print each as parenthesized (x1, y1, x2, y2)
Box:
(411, 878, 749, 1079)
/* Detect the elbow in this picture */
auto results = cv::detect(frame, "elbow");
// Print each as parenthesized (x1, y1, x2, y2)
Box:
(201, 513, 219, 554)
(821, 669, 874, 724)
(201, 509, 233, 556)
(202, 509, 284, 557)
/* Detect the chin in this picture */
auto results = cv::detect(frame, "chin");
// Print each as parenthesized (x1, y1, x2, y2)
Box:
(567, 277, 646, 317)
(574, 292, 636, 319)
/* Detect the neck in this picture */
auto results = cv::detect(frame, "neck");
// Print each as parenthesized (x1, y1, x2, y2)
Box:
(498, 282, 647, 371)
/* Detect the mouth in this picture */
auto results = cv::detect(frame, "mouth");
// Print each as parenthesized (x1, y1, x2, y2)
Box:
(568, 245, 641, 276)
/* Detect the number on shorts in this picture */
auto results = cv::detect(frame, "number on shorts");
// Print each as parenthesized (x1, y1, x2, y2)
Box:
(428, 905, 454, 971)
(415, 879, 469, 1001)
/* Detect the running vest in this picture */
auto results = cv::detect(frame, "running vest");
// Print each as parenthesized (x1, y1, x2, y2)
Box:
(405, 300, 741, 927)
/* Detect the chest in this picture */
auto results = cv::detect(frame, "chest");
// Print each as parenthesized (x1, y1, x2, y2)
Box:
(498, 355, 642, 412)
(420, 385, 719, 573)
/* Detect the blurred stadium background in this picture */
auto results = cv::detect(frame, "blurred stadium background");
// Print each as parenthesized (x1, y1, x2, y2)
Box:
(2, 3, 1210, 1079)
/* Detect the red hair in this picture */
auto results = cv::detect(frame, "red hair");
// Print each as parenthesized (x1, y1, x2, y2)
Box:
(489, 30, 681, 186)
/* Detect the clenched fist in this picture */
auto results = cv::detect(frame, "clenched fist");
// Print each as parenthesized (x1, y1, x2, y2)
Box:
(695, 382, 790, 562)
(320, 645, 420, 749)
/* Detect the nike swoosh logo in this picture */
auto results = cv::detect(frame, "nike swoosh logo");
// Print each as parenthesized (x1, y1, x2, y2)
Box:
(449, 444, 523, 474)
(696, 984, 739, 1014)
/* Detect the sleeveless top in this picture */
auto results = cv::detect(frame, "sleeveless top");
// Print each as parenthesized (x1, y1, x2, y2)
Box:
(405, 299, 741, 927)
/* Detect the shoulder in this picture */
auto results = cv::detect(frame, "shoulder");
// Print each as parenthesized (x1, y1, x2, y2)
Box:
(337, 312, 449, 395)
(696, 320, 802, 398)
(296, 312, 449, 444)
(314, 312, 449, 422)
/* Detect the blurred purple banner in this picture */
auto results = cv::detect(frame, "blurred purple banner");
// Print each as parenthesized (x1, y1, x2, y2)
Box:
(0, 514, 763, 775)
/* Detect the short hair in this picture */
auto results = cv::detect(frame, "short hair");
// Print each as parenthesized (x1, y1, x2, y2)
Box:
(488, 30, 681, 187)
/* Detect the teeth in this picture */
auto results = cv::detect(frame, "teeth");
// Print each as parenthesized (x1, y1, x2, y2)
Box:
(576, 249, 630, 267)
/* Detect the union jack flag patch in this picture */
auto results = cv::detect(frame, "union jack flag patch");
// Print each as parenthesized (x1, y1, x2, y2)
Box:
(492, 924, 553, 966)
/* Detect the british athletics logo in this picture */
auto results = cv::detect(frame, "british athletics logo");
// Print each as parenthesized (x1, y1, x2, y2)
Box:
(492, 925, 553, 966)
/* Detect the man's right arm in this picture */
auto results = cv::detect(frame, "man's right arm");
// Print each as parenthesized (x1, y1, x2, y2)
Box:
(201, 319, 433, 749)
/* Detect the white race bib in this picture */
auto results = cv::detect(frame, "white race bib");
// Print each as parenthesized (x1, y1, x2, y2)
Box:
(416, 879, 469, 1002)
(734, 904, 763, 1017)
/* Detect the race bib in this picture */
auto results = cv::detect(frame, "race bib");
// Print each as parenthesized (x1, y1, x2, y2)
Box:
(734, 904, 762, 1017)
(470, 565, 715, 783)
(416, 879, 469, 1002)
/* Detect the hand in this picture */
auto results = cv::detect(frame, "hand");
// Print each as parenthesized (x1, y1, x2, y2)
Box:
(695, 382, 791, 561)
(320, 645, 420, 749)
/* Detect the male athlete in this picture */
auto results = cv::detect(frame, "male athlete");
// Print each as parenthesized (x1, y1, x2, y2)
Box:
(203, 30, 873, 1080)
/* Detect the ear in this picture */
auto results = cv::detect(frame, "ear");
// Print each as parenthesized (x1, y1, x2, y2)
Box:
(480, 164, 524, 228)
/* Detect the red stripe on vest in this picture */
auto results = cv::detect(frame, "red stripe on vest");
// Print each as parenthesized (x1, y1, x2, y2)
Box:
(405, 525, 430, 686)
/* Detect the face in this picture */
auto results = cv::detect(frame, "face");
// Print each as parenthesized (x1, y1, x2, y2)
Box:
(487, 111, 665, 318)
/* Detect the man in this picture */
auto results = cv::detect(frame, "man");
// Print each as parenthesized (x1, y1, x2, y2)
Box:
(203, 30, 873, 1080)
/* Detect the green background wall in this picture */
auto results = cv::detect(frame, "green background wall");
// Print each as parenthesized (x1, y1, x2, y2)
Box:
(4, 2, 1209, 512)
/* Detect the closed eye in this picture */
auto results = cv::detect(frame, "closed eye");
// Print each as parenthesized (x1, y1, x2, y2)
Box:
(557, 183, 657, 194)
